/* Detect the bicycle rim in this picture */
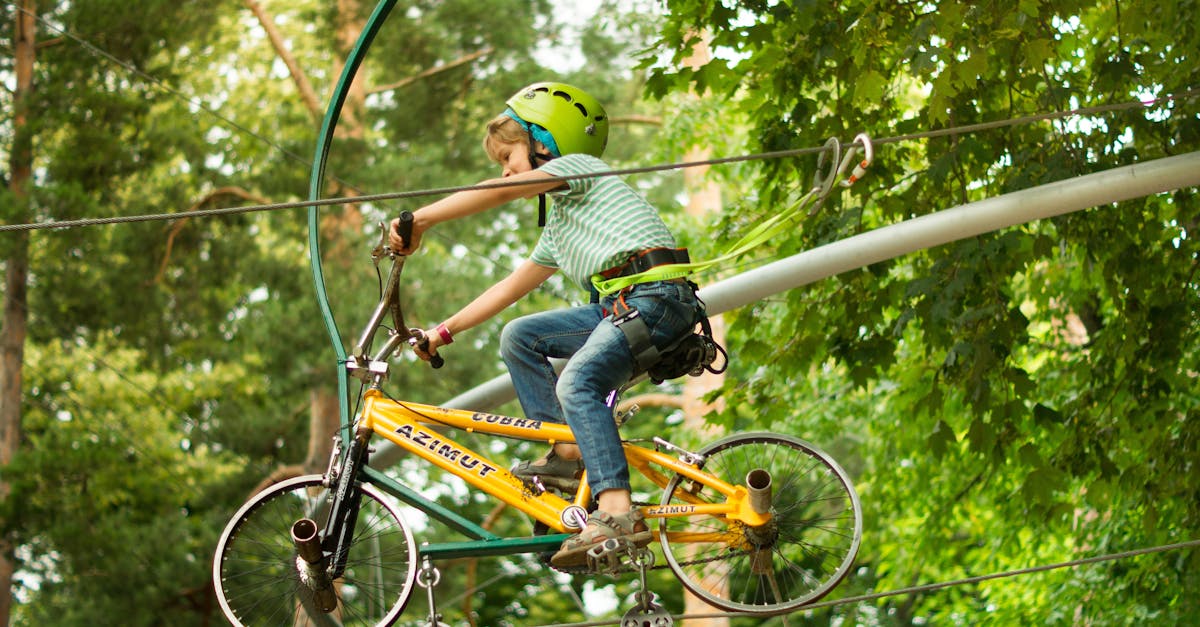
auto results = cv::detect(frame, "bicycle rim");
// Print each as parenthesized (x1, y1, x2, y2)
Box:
(659, 432, 862, 615)
(213, 474, 418, 627)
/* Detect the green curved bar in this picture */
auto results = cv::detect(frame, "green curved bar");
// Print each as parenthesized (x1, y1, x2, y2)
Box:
(304, 2, 545, 556)
(307, 0, 398, 428)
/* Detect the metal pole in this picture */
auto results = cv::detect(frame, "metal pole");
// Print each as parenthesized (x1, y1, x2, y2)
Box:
(703, 151, 1200, 315)
(370, 150, 1200, 469)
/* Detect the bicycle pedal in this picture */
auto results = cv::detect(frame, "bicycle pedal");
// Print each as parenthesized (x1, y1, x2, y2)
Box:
(585, 537, 631, 574)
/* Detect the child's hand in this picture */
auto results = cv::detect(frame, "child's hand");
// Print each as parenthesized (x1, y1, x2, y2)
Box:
(388, 215, 424, 254)
(410, 327, 442, 361)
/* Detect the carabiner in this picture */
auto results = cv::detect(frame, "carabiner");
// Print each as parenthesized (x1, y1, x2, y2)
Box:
(838, 133, 873, 188)
(812, 137, 842, 197)
(807, 137, 842, 215)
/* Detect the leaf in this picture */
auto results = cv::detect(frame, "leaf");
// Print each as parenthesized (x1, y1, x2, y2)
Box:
(966, 418, 995, 454)
(957, 53, 988, 86)
(1033, 403, 1063, 426)
(1021, 467, 1063, 506)
(854, 69, 888, 102)
(928, 419, 958, 457)
(1025, 38, 1056, 67)
(1018, 443, 1045, 468)
(1006, 368, 1036, 396)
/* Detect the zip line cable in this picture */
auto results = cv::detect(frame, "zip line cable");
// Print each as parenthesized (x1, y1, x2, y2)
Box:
(2, 88, 1196, 234)
(9, 3, 360, 196)
(9, 3, 577, 302)
(537, 538, 1200, 627)
(11, 7, 1200, 620)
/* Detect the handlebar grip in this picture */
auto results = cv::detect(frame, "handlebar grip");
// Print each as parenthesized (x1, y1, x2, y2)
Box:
(411, 328, 445, 369)
(395, 211, 415, 250)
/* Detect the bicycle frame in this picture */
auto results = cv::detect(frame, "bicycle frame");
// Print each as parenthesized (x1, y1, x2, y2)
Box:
(215, 208, 861, 623)
(312, 222, 770, 561)
(354, 388, 772, 560)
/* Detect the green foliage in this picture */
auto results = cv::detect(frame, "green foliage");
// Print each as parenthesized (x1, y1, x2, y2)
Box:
(644, 0, 1200, 623)
(7, 0, 1197, 623)
(4, 0, 684, 623)
(5, 337, 243, 626)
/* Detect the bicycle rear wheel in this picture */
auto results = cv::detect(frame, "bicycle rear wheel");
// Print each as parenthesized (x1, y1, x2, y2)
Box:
(213, 474, 418, 627)
(658, 432, 861, 615)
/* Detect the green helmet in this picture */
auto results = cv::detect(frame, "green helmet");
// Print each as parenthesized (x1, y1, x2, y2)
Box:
(506, 82, 609, 158)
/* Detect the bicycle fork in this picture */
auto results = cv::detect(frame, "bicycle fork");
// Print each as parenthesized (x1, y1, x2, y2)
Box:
(290, 428, 372, 614)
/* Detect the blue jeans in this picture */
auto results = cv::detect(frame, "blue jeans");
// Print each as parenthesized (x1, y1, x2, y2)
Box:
(500, 280, 700, 496)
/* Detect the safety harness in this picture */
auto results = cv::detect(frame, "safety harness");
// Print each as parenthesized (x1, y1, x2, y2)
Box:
(595, 134, 874, 384)
(595, 248, 727, 383)
(609, 278, 729, 384)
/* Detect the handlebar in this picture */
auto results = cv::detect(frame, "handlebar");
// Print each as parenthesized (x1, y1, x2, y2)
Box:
(394, 210, 414, 250)
(348, 213, 443, 382)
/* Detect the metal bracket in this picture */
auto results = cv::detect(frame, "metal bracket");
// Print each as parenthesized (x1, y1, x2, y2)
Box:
(321, 435, 343, 488)
(652, 437, 705, 467)
(416, 554, 451, 627)
(621, 548, 672, 626)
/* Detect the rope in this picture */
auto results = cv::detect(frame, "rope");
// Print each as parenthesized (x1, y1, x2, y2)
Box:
(2, 90, 1196, 234)
(588, 132, 873, 296)
(537, 538, 1200, 627)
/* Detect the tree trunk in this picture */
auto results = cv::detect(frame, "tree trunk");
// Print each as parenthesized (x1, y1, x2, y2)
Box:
(245, 0, 367, 494)
(1, 3, 37, 624)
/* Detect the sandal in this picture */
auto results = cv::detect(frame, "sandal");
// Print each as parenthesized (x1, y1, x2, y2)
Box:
(511, 449, 585, 493)
(550, 509, 652, 568)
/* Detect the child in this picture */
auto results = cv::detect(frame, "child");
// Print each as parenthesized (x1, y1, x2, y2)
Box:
(390, 82, 700, 567)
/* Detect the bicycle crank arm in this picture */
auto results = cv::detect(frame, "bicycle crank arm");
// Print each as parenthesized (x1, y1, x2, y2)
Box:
(291, 518, 339, 613)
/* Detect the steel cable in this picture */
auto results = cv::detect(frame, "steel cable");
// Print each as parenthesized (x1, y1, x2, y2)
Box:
(536, 538, 1200, 627)
(2, 89, 1196, 233)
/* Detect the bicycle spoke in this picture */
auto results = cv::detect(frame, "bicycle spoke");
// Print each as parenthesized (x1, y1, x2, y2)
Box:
(659, 433, 861, 615)
(214, 476, 418, 627)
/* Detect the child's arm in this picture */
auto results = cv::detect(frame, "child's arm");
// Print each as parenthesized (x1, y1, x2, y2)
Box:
(413, 260, 557, 360)
(390, 170, 565, 253)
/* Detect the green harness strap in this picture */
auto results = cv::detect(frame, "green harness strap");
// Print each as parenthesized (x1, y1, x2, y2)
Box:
(590, 134, 873, 297)
(590, 186, 820, 296)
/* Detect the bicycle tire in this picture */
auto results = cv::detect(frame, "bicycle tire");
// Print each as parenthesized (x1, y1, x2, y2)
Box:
(213, 474, 418, 627)
(658, 432, 862, 615)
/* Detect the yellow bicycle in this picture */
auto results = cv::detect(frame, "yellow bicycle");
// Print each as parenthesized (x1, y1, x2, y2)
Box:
(212, 216, 862, 626)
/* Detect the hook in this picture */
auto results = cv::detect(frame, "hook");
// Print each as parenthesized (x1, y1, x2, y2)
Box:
(838, 133, 874, 188)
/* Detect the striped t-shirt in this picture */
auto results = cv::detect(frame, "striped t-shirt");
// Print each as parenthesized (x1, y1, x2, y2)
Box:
(531, 154, 676, 290)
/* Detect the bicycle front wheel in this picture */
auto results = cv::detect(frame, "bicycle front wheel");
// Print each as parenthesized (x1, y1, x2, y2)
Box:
(213, 474, 418, 627)
(659, 432, 861, 615)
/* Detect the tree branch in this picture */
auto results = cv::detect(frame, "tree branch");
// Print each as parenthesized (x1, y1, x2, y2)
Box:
(610, 114, 663, 126)
(367, 47, 494, 95)
(617, 393, 685, 413)
(242, 0, 323, 120)
(155, 186, 271, 285)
